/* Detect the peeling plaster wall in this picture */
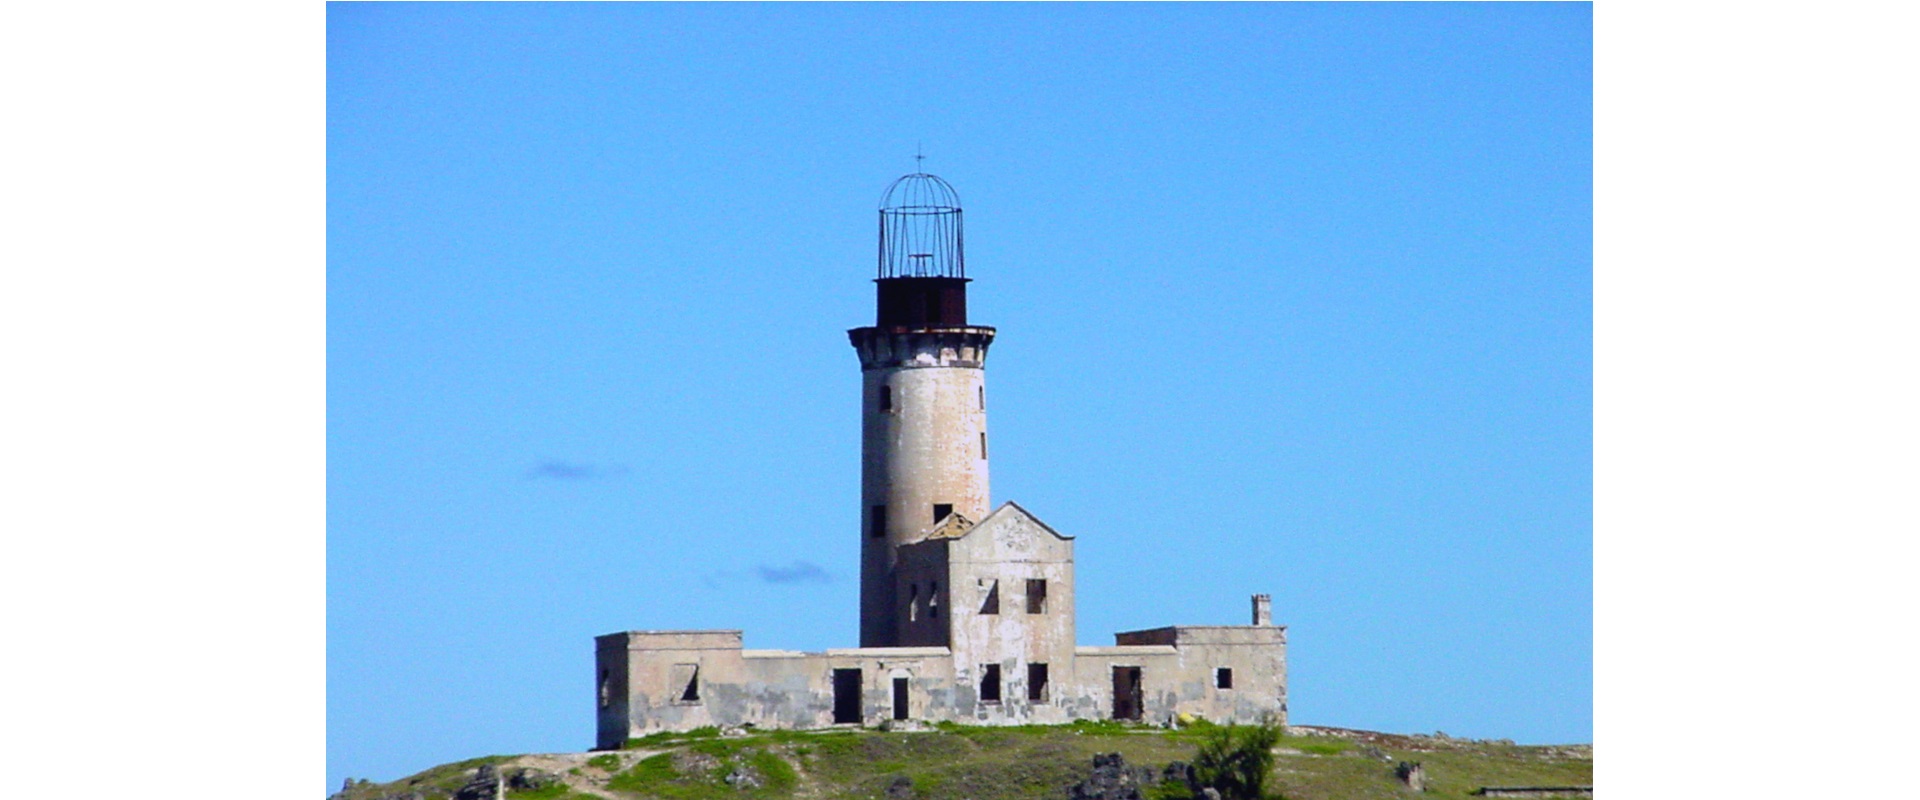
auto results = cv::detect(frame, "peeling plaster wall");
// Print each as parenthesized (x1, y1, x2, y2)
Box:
(597, 638, 962, 746)
(1109, 627, 1289, 726)
(596, 508, 1286, 743)
(851, 327, 994, 647)
(943, 503, 1079, 723)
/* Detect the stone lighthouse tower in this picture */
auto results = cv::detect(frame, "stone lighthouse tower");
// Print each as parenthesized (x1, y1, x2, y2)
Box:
(848, 173, 996, 647)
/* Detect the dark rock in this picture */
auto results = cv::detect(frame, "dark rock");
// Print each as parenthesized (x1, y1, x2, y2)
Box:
(453, 765, 505, 800)
(723, 764, 763, 791)
(1067, 753, 1145, 800)
(886, 774, 915, 799)
(1395, 761, 1427, 792)
(506, 768, 559, 791)
(1162, 761, 1196, 788)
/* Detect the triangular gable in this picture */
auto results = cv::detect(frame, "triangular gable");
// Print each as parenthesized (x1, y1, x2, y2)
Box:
(950, 499, 1074, 542)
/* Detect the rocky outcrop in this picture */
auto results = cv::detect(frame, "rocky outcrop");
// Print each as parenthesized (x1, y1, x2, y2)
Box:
(1066, 753, 1158, 800)
(505, 768, 559, 792)
(1395, 761, 1427, 792)
(452, 766, 503, 800)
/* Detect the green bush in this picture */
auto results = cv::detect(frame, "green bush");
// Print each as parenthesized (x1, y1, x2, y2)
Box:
(1192, 722, 1284, 800)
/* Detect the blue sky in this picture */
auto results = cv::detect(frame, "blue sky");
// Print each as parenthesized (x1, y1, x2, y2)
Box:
(329, 2, 1590, 789)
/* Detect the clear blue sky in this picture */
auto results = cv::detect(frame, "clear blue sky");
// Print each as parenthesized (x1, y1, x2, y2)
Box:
(328, 2, 1590, 789)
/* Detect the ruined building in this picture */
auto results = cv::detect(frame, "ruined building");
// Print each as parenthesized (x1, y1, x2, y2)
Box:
(594, 174, 1286, 747)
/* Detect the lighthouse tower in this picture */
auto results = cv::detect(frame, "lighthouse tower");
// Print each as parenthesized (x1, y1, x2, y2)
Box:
(848, 173, 996, 647)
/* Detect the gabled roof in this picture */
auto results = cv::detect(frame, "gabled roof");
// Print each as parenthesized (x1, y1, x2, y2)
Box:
(922, 510, 977, 540)
(954, 500, 1074, 542)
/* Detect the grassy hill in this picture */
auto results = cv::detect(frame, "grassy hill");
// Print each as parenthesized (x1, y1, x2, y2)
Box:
(330, 722, 1591, 800)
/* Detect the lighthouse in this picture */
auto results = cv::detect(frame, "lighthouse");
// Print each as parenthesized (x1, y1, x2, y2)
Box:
(848, 173, 996, 648)
(594, 173, 1284, 744)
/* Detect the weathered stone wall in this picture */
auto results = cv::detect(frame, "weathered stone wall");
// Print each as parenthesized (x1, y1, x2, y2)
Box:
(597, 505, 1285, 742)
(852, 327, 995, 647)
(942, 502, 1079, 723)
(597, 637, 962, 747)
(1106, 626, 1288, 726)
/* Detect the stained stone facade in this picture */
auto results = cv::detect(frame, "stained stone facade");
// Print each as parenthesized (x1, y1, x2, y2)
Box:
(593, 174, 1286, 748)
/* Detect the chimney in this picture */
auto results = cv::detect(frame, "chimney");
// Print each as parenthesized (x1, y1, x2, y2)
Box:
(1252, 594, 1272, 626)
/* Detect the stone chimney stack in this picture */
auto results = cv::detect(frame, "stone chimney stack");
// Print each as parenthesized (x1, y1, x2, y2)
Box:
(1252, 594, 1272, 626)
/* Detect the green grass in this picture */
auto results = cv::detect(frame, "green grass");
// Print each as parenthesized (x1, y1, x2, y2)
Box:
(605, 744, 801, 799)
(504, 783, 571, 800)
(622, 725, 723, 749)
(348, 725, 1588, 800)
(1292, 739, 1350, 756)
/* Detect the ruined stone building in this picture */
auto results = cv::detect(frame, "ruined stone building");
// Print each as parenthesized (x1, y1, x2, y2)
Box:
(594, 174, 1286, 748)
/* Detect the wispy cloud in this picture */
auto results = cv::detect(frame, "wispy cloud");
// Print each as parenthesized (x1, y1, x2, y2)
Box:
(526, 461, 629, 480)
(756, 561, 832, 584)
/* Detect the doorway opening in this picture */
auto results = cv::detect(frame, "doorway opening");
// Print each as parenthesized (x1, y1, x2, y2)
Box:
(892, 677, 910, 721)
(832, 668, 862, 724)
(1111, 666, 1143, 721)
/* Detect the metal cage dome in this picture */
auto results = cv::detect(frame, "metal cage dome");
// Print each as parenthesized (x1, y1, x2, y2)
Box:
(879, 173, 963, 213)
(877, 173, 965, 279)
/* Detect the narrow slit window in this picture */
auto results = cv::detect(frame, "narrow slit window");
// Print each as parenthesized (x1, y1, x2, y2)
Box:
(599, 668, 611, 709)
(1026, 579, 1047, 614)
(1216, 668, 1234, 690)
(1028, 663, 1050, 703)
(929, 581, 940, 619)
(980, 664, 1001, 704)
(979, 385, 985, 410)
(908, 583, 920, 622)
(933, 503, 953, 524)
(979, 579, 1000, 615)
(879, 385, 893, 412)
(980, 431, 987, 459)
(870, 505, 886, 539)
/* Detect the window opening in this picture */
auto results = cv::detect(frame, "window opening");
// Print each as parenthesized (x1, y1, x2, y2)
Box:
(980, 431, 988, 459)
(1028, 663, 1050, 703)
(933, 503, 953, 524)
(598, 668, 611, 709)
(870, 505, 886, 539)
(1026, 579, 1047, 614)
(929, 581, 940, 619)
(979, 579, 1000, 614)
(832, 669, 862, 724)
(670, 664, 701, 704)
(879, 385, 893, 412)
(1216, 668, 1234, 690)
(909, 583, 920, 623)
(979, 385, 984, 410)
(892, 677, 910, 720)
(980, 664, 1002, 704)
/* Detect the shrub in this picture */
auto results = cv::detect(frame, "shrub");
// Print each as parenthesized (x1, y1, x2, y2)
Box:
(1192, 721, 1284, 800)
